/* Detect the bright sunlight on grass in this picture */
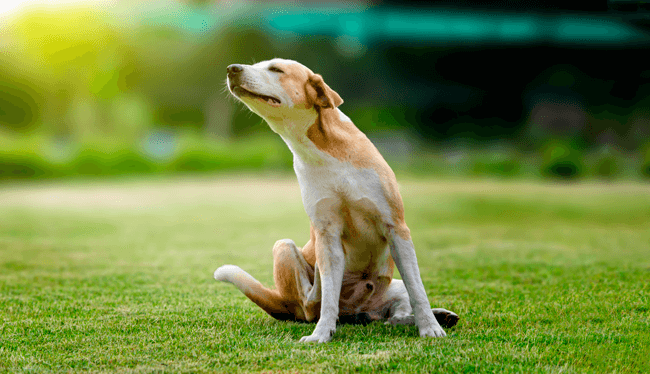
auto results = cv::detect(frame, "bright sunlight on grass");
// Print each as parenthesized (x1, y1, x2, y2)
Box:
(1, 176, 649, 372)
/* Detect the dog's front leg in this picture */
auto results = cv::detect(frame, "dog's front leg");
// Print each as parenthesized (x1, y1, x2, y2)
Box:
(388, 226, 446, 338)
(299, 227, 344, 343)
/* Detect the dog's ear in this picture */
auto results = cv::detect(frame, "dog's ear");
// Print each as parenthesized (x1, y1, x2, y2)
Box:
(305, 74, 343, 109)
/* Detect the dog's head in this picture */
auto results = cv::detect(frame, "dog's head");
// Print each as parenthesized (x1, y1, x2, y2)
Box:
(226, 59, 343, 126)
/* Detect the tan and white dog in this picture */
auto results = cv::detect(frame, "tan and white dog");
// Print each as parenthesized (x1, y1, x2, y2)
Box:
(214, 58, 458, 343)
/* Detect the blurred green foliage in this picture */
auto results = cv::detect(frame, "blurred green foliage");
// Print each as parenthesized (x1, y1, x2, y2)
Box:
(541, 141, 585, 179)
(0, 132, 292, 180)
(642, 146, 650, 177)
(0, 2, 648, 181)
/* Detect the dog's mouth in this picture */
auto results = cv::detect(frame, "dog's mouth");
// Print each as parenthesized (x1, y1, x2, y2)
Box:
(231, 85, 281, 107)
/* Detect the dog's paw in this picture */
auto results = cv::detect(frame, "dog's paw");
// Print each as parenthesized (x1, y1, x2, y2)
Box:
(213, 265, 240, 283)
(298, 334, 328, 343)
(419, 324, 446, 338)
(298, 326, 335, 343)
(299, 333, 332, 344)
(432, 308, 460, 328)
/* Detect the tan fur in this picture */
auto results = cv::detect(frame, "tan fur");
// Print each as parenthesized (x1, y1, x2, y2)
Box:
(306, 108, 411, 241)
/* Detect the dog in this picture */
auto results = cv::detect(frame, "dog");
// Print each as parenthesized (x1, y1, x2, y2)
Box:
(214, 58, 458, 343)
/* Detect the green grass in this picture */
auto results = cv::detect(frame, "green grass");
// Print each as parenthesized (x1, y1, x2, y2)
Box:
(1, 176, 649, 373)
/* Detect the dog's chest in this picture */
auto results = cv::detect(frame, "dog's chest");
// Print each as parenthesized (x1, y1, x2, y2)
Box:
(294, 156, 393, 233)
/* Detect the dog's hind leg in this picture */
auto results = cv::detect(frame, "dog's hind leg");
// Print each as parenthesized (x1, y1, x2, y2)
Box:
(214, 264, 296, 321)
(214, 239, 316, 322)
(382, 279, 413, 323)
(383, 279, 459, 329)
(272, 239, 320, 322)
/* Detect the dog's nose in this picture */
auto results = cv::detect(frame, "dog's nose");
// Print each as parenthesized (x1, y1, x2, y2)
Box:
(227, 64, 243, 75)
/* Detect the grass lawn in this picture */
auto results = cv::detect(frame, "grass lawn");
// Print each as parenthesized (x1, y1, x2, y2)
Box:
(1, 175, 649, 373)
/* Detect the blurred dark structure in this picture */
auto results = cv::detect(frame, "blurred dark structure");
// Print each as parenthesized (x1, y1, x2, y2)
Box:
(262, 2, 650, 146)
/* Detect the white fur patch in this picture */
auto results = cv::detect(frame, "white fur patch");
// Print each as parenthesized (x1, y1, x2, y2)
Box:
(292, 151, 393, 228)
(337, 108, 352, 123)
(214, 265, 257, 295)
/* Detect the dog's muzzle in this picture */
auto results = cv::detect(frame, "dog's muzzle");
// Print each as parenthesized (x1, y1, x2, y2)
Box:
(226, 64, 281, 106)
(227, 64, 244, 76)
(227, 64, 243, 87)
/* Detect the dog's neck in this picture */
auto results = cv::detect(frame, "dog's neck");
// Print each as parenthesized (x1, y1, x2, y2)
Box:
(266, 107, 343, 166)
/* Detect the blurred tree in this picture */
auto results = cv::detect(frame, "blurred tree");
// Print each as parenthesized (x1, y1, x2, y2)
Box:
(541, 141, 585, 178)
(0, 79, 40, 132)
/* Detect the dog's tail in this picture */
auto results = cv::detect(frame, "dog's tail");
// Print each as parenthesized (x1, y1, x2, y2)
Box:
(214, 265, 297, 321)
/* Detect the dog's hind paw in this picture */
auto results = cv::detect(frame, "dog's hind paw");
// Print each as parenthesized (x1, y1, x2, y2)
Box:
(213, 265, 241, 283)
(432, 308, 460, 328)
(386, 308, 460, 329)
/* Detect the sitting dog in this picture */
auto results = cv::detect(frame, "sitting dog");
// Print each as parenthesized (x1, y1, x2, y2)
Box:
(214, 58, 458, 343)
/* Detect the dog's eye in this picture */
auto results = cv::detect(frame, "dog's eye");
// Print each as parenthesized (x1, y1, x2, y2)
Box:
(269, 66, 284, 73)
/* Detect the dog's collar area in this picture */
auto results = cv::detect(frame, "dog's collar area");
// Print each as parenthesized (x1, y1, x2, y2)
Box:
(231, 85, 281, 105)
